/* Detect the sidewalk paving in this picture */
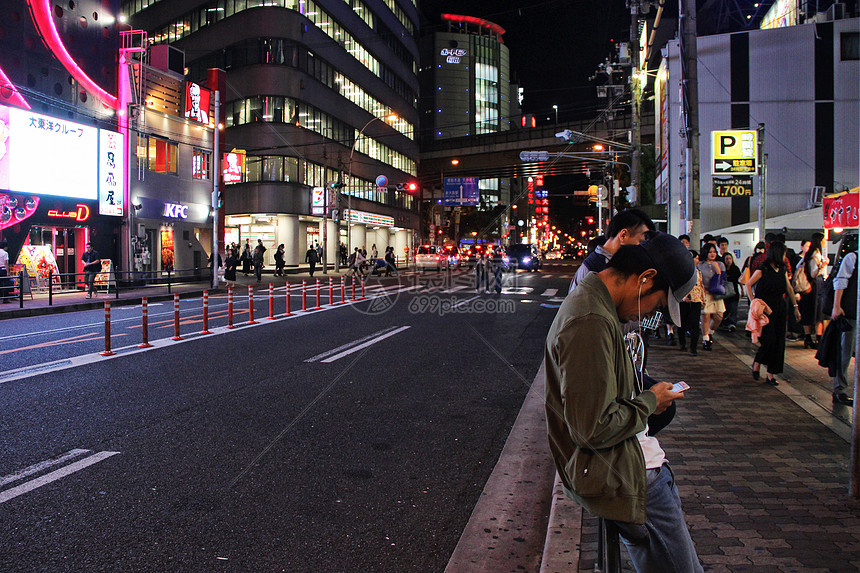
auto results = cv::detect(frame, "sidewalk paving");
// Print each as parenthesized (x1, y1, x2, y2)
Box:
(543, 330, 860, 572)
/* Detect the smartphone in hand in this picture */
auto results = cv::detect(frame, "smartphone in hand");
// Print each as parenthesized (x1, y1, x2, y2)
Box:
(671, 381, 690, 393)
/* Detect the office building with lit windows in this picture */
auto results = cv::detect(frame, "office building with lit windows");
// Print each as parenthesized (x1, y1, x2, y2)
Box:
(418, 14, 519, 240)
(127, 0, 420, 266)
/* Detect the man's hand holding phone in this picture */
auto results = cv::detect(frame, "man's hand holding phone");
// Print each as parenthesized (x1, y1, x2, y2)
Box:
(650, 381, 689, 414)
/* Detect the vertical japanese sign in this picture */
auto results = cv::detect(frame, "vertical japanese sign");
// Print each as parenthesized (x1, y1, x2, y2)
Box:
(98, 129, 124, 216)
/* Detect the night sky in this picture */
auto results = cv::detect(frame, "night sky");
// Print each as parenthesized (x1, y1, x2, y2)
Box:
(418, 1, 636, 240)
(418, 0, 633, 121)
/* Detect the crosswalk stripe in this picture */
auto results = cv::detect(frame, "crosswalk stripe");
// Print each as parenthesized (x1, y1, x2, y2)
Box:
(541, 288, 559, 297)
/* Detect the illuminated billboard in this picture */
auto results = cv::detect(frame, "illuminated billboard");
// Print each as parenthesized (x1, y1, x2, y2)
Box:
(0, 103, 124, 212)
(184, 82, 211, 124)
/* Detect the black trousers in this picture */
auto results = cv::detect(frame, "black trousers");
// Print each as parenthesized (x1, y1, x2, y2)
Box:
(677, 301, 702, 350)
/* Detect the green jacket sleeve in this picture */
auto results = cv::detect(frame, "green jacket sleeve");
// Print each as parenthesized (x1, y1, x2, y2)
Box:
(551, 314, 656, 451)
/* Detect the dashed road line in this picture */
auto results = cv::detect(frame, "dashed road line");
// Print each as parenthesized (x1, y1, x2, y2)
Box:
(319, 326, 411, 363)
(0, 450, 120, 504)
(304, 326, 401, 363)
(0, 449, 91, 487)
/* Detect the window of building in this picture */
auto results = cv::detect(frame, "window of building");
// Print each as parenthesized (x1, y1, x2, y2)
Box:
(137, 135, 178, 174)
(842, 32, 859, 61)
(192, 148, 211, 179)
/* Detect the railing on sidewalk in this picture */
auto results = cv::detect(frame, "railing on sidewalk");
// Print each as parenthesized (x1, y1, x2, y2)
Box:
(596, 517, 622, 573)
(0, 267, 212, 308)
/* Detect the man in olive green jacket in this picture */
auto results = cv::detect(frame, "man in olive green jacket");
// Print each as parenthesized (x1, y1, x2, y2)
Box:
(546, 233, 703, 573)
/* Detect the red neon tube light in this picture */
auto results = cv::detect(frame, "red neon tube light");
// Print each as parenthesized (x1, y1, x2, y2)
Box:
(26, 0, 118, 110)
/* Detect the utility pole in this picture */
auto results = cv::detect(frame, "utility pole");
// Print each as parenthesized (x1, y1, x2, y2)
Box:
(629, 0, 642, 197)
(680, 0, 701, 243)
(757, 124, 767, 241)
(211, 90, 220, 290)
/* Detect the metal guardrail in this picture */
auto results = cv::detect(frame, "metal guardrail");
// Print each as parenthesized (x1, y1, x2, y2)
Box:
(596, 518, 622, 573)
(0, 267, 211, 309)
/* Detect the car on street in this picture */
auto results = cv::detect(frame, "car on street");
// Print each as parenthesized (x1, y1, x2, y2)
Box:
(440, 244, 462, 267)
(504, 243, 542, 272)
(415, 245, 449, 271)
(461, 243, 490, 268)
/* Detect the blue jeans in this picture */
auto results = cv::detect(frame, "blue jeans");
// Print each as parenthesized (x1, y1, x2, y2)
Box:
(833, 318, 856, 396)
(611, 463, 703, 573)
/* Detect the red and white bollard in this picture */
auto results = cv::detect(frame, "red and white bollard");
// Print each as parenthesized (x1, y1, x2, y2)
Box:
(268, 283, 276, 320)
(100, 301, 115, 356)
(171, 294, 182, 341)
(352, 275, 356, 300)
(285, 281, 293, 316)
(328, 276, 334, 306)
(200, 290, 212, 334)
(315, 278, 321, 309)
(248, 285, 258, 324)
(301, 280, 308, 312)
(139, 297, 153, 348)
(340, 276, 346, 304)
(361, 276, 366, 299)
(226, 286, 236, 329)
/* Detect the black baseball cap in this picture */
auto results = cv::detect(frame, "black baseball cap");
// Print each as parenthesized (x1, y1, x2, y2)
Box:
(640, 232, 697, 326)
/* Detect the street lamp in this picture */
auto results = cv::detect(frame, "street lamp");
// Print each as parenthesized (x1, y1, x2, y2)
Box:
(338, 114, 397, 272)
(552, 104, 558, 126)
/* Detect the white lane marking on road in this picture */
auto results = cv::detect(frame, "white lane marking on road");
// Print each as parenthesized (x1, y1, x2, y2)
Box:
(547, 297, 566, 303)
(441, 286, 469, 293)
(501, 287, 534, 295)
(320, 326, 411, 363)
(304, 326, 400, 363)
(452, 295, 480, 308)
(0, 283, 421, 383)
(0, 451, 120, 504)
(0, 449, 91, 487)
(541, 274, 553, 279)
(541, 288, 559, 297)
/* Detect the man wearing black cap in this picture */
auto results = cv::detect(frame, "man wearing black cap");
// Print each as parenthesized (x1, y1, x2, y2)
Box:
(545, 232, 703, 572)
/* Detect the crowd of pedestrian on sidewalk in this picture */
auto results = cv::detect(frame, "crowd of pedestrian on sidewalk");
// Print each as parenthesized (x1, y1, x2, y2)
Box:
(544, 212, 856, 573)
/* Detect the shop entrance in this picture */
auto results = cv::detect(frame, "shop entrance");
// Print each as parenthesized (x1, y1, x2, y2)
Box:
(19, 226, 87, 289)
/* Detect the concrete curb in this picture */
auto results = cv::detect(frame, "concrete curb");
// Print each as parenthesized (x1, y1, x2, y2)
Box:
(539, 475, 583, 573)
(444, 362, 556, 573)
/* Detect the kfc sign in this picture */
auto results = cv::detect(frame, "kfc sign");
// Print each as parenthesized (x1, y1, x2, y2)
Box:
(163, 203, 189, 219)
(184, 82, 211, 124)
(223, 152, 243, 184)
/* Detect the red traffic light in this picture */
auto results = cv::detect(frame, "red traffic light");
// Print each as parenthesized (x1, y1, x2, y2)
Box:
(407, 182, 417, 192)
(587, 217, 594, 224)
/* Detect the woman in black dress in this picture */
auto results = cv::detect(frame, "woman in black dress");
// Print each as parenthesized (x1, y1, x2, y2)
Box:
(744, 242, 802, 385)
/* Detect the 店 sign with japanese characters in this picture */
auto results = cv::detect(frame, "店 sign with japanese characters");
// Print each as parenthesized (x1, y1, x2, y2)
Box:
(823, 190, 860, 229)
(99, 130, 124, 216)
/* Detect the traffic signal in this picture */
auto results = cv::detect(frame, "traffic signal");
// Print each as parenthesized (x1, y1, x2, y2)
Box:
(587, 217, 594, 224)
(396, 182, 418, 192)
(328, 180, 344, 190)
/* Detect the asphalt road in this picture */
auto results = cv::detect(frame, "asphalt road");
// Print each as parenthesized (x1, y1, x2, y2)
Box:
(0, 267, 572, 572)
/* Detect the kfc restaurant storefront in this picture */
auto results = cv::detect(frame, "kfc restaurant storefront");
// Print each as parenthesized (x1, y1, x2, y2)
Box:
(0, 104, 125, 289)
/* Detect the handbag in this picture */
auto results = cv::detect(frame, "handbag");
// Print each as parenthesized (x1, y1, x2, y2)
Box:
(714, 280, 736, 300)
(708, 271, 727, 295)
(739, 266, 751, 285)
(792, 261, 812, 294)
